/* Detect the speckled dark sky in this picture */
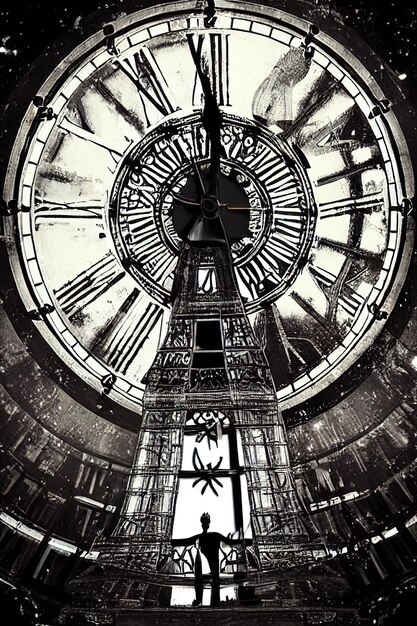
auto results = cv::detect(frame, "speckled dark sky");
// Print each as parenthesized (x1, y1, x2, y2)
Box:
(0, 0, 416, 109)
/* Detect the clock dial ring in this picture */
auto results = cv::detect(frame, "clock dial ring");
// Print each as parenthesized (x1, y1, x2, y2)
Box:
(2, 0, 414, 417)
(110, 111, 317, 309)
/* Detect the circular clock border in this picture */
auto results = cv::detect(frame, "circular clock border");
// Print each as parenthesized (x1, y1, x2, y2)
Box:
(0, 0, 416, 430)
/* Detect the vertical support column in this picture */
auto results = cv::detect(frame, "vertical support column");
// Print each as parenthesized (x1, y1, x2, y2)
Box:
(240, 424, 305, 530)
(111, 409, 186, 572)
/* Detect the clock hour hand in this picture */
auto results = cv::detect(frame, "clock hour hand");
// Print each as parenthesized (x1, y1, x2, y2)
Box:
(183, 36, 228, 245)
(187, 35, 222, 199)
(192, 158, 206, 197)
(201, 73, 222, 198)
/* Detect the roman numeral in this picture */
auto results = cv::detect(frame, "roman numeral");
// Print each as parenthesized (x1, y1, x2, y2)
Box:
(282, 77, 338, 141)
(338, 290, 365, 317)
(269, 305, 307, 368)
(54, 253, 125, 318)
(97, 295, 164, 374)
(115, 47, 178, 125)
(310, 260, 365, 321)
(309, 263, 336, 289)
(316, 160, 377, 187)
(319, 237, 382, 261)
(34, 197, 102, 228)
(95, 81, 145, 134)
(319, 193, 384, 219)
(188, 32, 230, 106)
(58, 116, 127, 159)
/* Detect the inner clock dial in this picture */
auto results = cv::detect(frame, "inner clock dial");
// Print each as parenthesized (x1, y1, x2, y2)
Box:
(110, 114, 316, 310)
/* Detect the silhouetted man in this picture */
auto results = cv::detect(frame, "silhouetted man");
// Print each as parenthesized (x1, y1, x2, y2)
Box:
(172, 512, 245, 607)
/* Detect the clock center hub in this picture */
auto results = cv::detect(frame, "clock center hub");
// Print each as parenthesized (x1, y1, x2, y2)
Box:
(201, 196, 219, 219)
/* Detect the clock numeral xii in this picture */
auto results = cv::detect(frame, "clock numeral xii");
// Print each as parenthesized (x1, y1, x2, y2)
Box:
(188, 32, 231, 107)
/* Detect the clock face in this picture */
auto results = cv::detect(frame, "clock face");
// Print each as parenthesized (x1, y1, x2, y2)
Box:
(3, 0, 414, 415)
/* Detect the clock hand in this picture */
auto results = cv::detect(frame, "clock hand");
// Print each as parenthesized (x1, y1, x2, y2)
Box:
(192, 159, 206, 197)
(202, 77, 222, 199)
(187, 35, 222, 200)
(221, 205, 267, 211)
(177, 36, 233, 245)
(171, 193, 200, 207)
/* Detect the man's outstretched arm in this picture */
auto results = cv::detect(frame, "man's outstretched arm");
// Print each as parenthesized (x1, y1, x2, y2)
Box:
(219, 532, 253, 547)
(171, 534, 200, 547)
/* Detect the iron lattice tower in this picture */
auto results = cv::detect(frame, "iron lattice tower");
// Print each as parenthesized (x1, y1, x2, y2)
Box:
(98, 243, 317, 593)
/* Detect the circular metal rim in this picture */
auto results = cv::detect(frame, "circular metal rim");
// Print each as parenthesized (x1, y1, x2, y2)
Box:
(1, 0, 415, 427)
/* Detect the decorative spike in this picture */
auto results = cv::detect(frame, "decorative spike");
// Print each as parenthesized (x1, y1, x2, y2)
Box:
(28, 304, 55, 320)
(33, 95, 55, 121)
(101, 373, 116, 395)
(367, 302, 388, 320)
(103, 23, 118, 56)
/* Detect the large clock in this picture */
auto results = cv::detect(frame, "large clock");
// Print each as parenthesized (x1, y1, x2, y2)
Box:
(2, 0, 414, 419)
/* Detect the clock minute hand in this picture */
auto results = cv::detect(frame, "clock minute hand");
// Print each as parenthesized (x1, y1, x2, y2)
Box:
(222, 205, 267, 212)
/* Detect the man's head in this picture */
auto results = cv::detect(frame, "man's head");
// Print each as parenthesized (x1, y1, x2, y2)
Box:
(200, 512, 210, 531)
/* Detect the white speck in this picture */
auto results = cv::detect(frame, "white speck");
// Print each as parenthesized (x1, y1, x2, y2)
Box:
(0, 46, 18, 56)
(398, 73, 407, 80)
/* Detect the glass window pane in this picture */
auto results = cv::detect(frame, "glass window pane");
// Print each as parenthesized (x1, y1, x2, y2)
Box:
(195, 320, 223, 350)
(172, 477, 236, 538)
(181, 433, 231, 470)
